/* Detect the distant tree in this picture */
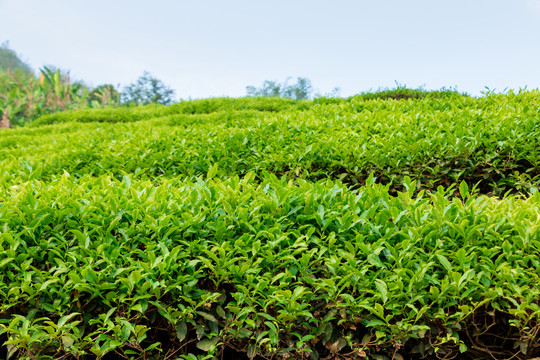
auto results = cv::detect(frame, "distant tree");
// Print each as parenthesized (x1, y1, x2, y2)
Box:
(281, 77, 313, 100)
(88, 84, 120, 107)
(0, 42, 34, 101)
(246, 80, 282, 98)
(0, 42, 33, 74)
(122, 71, 175, 105)
(246, 77, 313, 100)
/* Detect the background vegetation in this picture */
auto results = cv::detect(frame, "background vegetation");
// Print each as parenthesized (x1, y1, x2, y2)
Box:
(0, 43, 539, 360)
(0, 43, 175, 127)
(246, 77, 314, 100)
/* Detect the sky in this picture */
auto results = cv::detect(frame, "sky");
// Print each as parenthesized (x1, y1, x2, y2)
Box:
(1, 0, 540, 99)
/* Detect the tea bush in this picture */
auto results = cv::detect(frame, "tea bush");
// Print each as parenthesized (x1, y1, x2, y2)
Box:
(0, 175, 539, 359)
(0, 91, 539, 359)
(4, 91, 540, 196)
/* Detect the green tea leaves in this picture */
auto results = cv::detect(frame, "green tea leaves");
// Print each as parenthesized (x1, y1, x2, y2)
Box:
(458, 181, 469, 200)
(367, 253, 386, 269)
(436, 254, 453, 272)
(176, 321, 188, 341)
(374, 279, 388, 303)
(207, 163, 219, 179)
(0, 93, 539, 359)
(196, 336, 219, 351)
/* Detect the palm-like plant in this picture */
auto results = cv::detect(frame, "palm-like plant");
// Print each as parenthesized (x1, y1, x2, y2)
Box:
(0, 67, 90, 127)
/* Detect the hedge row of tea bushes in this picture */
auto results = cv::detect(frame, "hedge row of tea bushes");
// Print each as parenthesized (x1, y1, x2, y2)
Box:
(30, 97, 307, 126)
(0, 91, 539, 359)
(29, 87, 460, 126)
(1, 91, 539, 195)
(0, 174, 539, 359)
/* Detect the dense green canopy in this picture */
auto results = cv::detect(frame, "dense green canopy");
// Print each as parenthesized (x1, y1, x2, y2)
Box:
(0, 92, 539, 359)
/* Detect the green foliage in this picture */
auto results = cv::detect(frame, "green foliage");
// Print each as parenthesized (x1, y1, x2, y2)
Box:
(30, 96, 305, 126)
(170, 96, 307, 114)
(88, 84, 121, 108)
(247, 77, 314, 100)
(122, 71, 175, 106)
(0, 67, 121, 127)
(0, 67, 87, 127)
(13, 91, 540, 196)
(31, 104, 168, 126)
(0, 175, 539, 359)
(1, 90, 540, 359)
(355, 84, 467, 101)
(0, 42, 33, 75)
(0, 43, 123, 127)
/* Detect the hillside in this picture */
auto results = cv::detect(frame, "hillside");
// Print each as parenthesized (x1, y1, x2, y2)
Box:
(4, 92, 540, 195)
(0, 44, 33, 74)
(0, 92, 539, 359)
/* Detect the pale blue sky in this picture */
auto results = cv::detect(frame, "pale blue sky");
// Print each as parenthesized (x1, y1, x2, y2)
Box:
(2, 0, 540, 98)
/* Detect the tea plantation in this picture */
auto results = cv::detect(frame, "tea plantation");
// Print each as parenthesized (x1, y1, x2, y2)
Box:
(0, 91, 539, 359)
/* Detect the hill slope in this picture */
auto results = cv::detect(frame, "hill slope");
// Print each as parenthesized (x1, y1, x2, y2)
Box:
(3, 92, 540, 195)
(0, 93, 539, 359)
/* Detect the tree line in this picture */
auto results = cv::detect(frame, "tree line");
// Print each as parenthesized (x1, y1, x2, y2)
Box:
(0, 43, 176, 127)
(0, 43, 333, 127)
